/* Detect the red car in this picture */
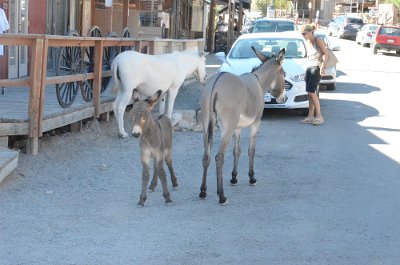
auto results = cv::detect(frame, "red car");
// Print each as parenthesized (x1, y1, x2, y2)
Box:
(371, 25, 400, 55)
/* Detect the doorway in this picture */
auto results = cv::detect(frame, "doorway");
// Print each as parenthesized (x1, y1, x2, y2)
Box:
(8, 0, 28, 78)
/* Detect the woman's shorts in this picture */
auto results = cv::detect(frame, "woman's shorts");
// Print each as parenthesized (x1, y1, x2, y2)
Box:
(305, 66, 321, 93)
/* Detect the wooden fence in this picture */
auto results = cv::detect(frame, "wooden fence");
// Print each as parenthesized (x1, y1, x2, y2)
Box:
(0, 34, 205, 155)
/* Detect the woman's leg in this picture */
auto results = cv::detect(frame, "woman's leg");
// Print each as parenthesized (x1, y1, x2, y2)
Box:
(307, 92, 315, 118)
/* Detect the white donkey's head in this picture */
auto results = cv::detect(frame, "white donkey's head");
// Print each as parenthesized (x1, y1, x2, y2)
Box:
(193, 51, 209, 84)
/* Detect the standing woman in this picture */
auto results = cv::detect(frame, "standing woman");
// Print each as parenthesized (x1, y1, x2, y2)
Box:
(300, 24, 328, 125)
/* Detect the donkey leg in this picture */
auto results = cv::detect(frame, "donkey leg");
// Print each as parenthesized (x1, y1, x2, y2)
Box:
(216, 130, 234, 205)
(157, 159, 172, 203)
(138, 159, 151, 207)
(114, 90, 132, 139)
(231, 129, 242, 185)
(199, 114, 214, 199)
(148, 160, 158, 192)
(165, 153, 178, 188)
(248, 123, 259, 185)
(165, 87, 179, 119)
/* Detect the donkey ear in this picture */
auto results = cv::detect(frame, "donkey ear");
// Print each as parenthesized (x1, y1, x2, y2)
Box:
(148, 90, 162, 108)
(132, 89, 140, 103)
(199, 51, 209, 57)
(252, 46, 269, 62)
(277, 48, 285, 65)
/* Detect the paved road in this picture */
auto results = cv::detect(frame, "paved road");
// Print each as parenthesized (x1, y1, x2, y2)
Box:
(0, 37, 399, 265)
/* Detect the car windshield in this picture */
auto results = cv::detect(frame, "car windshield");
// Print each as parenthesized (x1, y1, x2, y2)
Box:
(380, 27, 400, 36)
(229, 38, 306, 59)
(253, 21, 295, 32)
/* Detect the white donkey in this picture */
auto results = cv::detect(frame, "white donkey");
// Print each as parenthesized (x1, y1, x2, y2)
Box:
(110, 49, 208, 138)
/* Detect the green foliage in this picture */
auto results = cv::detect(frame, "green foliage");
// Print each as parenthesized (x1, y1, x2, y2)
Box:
(382, 0, 400, 8)
(254, 0, 289, 16)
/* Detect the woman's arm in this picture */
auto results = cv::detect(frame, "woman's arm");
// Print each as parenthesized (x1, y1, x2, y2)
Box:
(316, 37, 329, 75)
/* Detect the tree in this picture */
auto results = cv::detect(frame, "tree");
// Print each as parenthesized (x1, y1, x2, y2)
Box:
(254, 0, 289, 17)
(383, 0, 400, 8)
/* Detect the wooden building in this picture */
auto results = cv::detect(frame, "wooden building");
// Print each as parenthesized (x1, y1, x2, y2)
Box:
(0, 0, 206, 80)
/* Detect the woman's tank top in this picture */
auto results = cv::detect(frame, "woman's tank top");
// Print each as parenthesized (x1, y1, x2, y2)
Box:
(307, 37, 322, 67)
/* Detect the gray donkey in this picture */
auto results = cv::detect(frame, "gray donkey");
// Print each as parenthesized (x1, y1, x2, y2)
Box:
(200, 47, 286, 205)
(131, 89, 178, 207)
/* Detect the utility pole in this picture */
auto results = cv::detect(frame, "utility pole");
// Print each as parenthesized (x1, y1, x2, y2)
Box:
(206, 0, 216, 52)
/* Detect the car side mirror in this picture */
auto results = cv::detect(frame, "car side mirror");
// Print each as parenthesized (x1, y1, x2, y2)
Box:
(215, 52, 227, 63)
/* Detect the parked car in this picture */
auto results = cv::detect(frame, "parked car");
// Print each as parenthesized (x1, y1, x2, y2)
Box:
(315, 30, 341, 90)
(371, 25, 400, 56)
(356, 24, 379, 47)
(240, 20, 256, 34)
(244, 18, 297, 34)
(327, 15, 364, 40)
(216, 32, 309, 110)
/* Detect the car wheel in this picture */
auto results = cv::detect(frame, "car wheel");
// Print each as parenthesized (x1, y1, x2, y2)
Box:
(326, 83, 336, 91)
(361, 39, 367, 47)
(396, 50, 400, 56)
(300, 108, 309, 116)
(372, 45, 378, 54)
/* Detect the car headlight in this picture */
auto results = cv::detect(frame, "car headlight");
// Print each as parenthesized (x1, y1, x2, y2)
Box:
(290, 73, 305, 82)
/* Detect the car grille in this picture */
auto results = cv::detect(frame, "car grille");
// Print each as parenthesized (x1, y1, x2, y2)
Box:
(284, 80, 292, 91)
(321, 76, 333, 80)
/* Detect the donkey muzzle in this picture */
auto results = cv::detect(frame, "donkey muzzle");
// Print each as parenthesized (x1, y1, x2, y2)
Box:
(275, 95, 287, 104)
(132, 132, 141, 138)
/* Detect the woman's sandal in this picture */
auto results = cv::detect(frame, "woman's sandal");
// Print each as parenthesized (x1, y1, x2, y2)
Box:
(312, 117, 324, 126)
(301, 117, 314, 124)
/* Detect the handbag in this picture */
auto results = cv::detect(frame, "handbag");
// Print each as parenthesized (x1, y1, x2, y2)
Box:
(324, 48, 339, 68)
(314, 36, 338, 68)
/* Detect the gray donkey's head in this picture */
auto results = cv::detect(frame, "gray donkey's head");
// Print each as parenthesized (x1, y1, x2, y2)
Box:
(131, 89, 162, 138)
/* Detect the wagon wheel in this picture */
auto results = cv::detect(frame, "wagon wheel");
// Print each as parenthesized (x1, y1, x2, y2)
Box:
(121, 27, 134, 52)
(56, 31, 82, 108)
(81, 26, 102, 102)
(101, 32, 119, 93)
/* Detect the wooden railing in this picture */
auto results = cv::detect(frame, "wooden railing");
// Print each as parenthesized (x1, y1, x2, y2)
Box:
(0, 34, 205, 154)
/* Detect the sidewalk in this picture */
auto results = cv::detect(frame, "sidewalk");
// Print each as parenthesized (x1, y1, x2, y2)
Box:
(205, 53, 222, 78)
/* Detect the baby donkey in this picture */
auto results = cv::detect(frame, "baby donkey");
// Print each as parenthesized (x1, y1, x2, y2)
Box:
(131, 89, 178, 207)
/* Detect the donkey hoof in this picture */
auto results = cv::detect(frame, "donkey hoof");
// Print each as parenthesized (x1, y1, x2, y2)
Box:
(218, 197, 228, 206)
(172, 182, 178, 188)
(230, 178, 238, 186)
(118, 132, 129, 139)
(148, 184, 157, 192)
(249, 178, 257, 186)
(199, 191, 207, 199)
(137, 201, 145, 207)
(165, 198, 173, 204)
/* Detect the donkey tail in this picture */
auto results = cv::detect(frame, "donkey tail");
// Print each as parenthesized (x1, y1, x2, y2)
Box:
(207, 92, 218, 143)
(108, 58, 120, 95)
(205, 73, 224, 143)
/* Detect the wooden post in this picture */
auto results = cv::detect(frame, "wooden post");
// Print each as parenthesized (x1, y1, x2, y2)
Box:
(93, 39, 104, 118)
(27, 38, 44, 155)
(123, 0, 129, 28)
(38, 37, 49, 137)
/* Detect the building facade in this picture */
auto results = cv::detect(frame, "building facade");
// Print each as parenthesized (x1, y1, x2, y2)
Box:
(0, 0, 206, 80)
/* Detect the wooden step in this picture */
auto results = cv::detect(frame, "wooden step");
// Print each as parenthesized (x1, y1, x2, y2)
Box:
(0, 148, 19, 184)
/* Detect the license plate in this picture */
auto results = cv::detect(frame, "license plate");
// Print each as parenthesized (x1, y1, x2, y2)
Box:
(388, 39, 394, 44)
(264, 93, 271, 102)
